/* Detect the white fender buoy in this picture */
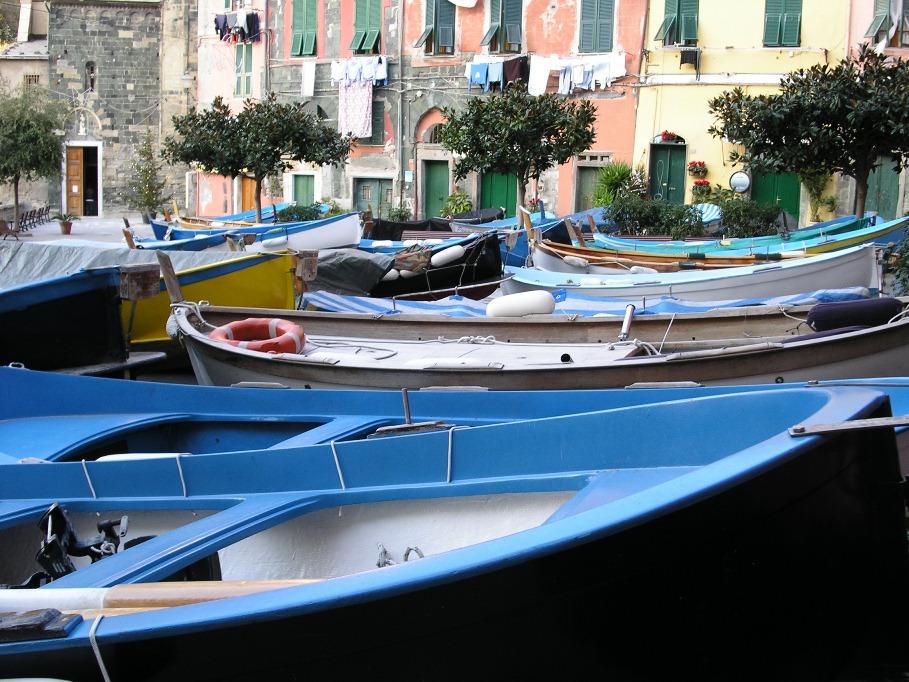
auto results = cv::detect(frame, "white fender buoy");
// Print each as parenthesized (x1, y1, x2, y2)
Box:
(562, 255, 589, 269)
(261, 235, 288, 249)
(629, 266, 658, 274)
(486, 290, 556, 317)
(381, 268, 401, 281)
(430, 244, 465, 267)
(399, 269, 421, 278)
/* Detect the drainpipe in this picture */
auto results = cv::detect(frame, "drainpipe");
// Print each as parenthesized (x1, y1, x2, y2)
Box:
(396, 3, 405, 209)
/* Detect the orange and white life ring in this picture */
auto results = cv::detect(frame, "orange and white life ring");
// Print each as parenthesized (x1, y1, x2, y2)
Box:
(209, 318, 305, 354)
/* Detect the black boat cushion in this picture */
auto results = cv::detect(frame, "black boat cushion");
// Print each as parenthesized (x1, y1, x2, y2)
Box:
(807, 297, 904, 332)
(781, 325, 870, 344)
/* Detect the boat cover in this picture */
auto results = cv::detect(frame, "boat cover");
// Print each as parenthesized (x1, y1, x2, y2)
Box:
(301, 286, 872, 318)
(0, 242, 258, 288)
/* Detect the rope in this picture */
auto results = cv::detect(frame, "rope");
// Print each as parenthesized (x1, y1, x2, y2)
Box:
(89, 615, 113, 682)
(176, 455, 187, 497)
(82, 460, 97, 499)
(658, 313, 676, 353)
(330, 441, 346, 490)
(446, 426, 469, 483)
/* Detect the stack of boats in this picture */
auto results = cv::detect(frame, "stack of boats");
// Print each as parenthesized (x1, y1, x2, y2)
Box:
(2, 207, 909, 678)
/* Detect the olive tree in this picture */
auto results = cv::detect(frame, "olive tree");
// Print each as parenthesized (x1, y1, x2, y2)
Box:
(437, 81, 597, 214)
(0, 80, 67, 229)
(163, 93, 354, 222)
(708, 45, 909, 219)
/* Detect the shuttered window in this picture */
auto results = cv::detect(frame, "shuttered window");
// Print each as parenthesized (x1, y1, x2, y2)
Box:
(579, 0, 614, 53)
(480, 0, 521, 53)
(654, 0, 697, 46)
(235, 43, 252, 96)
(414, 0, 456, 55)
(365, 100, 385, 146)
(349, 0, 382, 53)
(763, 0, 801, 47)
(291, 0, 317, 56)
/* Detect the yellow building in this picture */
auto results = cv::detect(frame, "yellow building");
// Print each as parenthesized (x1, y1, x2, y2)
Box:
(634, 0, 850, 225)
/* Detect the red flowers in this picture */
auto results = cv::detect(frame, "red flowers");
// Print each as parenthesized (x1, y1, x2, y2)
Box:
(660, 130, 677, 141)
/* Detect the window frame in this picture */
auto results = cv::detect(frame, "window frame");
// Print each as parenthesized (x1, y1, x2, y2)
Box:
(763, 0, 802, 48)
(579, 0, 615, 53)
(349, 0, 382, 54)
(235, 42, 253, 97)
(480, 0, 521, 54)
(415, 0, 456, 55)
(291, 0, 317, 56)
(654, 0, 697, 46)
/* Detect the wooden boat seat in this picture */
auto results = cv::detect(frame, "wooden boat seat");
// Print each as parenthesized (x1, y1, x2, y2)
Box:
(266, 416, 396, 448)
(0, 413, 194, 462)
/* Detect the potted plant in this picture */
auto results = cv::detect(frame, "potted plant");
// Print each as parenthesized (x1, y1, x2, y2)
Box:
(691, 179, 712, 202)
(660, 130, 678, 141)
(799, 171, 838, 223)
(51, 211, 79, 234)
(687, 161, 708, 176)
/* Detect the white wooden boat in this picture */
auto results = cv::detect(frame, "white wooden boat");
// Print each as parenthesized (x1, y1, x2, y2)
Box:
(171, 295, 909, 390)
(502, 244, 882, 301)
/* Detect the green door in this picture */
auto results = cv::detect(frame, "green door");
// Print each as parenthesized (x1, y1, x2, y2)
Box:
(648, 144, 686, 205)
(867, 157, 900, 221)
(424, 160, 450, 219)
(293, 175, 315, 206)
(575, 166, 601, 211)
(354, 178, 394, 218)
(480, 172, 518, 218)
(751, 171, 799, 225)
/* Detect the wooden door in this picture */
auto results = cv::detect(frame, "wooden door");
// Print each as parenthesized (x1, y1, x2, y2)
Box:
(575, 166, 601, 212)
(648, 143, 686, 205)
(480, 171, 517, 218)
(751, 171, 799, 225)
(867, 158, 900, 222)
(293, 175, 315, 206)
(354, 178, 393, 218)
(241, 177, 257, 212)
(66, 147, 84, 216)
(423, 160, 449, 219)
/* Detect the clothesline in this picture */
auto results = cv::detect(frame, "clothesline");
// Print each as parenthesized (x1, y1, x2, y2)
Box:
(465, 52, 626, 96)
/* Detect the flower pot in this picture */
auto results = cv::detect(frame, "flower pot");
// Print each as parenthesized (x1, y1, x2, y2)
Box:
(59, 221, 72, 235)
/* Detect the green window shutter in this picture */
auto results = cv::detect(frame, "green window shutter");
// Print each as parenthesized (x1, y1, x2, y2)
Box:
(597, 0, 615, 51)
(437, 0, 455, 49)
(415, 0, 435, 48)
(763, 0, 783, 46)
(679, 0, 697, 42)
(362, 0, 382, 51)
(866, 0, 891, 37)
(503, 0, 522, 49)
(303, 0, 317, 55)
(901, 12, 909, 46)
(481, 0, 501, 46)
(291, 0, 306, 56)
(781, 8, 801, 46)
(579, 0, 597, 52)
(654, 0, 679, 42)
(244, 43, 252, 95)
(349, 0, 367, 50)
(235, 44, 243, 95)
(368, 100, 384, 145)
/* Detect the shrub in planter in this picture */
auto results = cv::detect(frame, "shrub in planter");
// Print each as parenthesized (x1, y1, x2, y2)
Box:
(387, 206, 413, 222)
(716, 197, 781, 238)
(605, 195, 704, 239)
(276, 203, 325, 222)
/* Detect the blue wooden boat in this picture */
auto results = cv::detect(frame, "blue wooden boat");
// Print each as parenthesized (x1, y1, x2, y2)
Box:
(0, 266, 165, 375)
(0, 382, 906, 680)
(167, 212, 362, 252)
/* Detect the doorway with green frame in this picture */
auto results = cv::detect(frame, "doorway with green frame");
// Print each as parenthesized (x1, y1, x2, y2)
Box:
(423, 160, 450, 220)
(751, 171, 799, 228)
(480, 171, 517, 218)
(648, 141, 687, 205)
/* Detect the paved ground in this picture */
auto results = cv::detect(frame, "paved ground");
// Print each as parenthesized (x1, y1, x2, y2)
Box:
(9, 214, 158, 245)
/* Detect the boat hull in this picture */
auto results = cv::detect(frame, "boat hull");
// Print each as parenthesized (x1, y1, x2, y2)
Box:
(0, 389, 905, 680)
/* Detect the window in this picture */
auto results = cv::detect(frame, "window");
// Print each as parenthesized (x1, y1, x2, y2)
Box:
(865, 0, 909, 47)
(23, 74, 40, 87)
(84, 62, 96, 92)
(480, 0, 521, 53)
(763, 0, 801, 47)
(414, 0, 455, 55)
(654, 0, 697, 46)
(579, 0, 615, 53)
(349, 0, 382, 54)
(235, 43, 252, 96)
(365, 101, 385, 145)
(292, 0, 318, 56)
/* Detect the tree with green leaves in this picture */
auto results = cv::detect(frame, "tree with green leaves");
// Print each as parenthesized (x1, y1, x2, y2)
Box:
(125, 129, 172, 219)
(708, 45, 909, 220)
(0, 80, 67, 230)
(163, 93, 354, 222)
(436, 82, 597, 215)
